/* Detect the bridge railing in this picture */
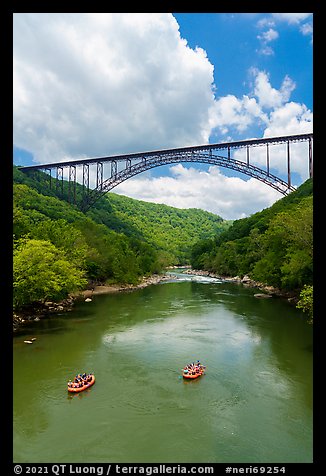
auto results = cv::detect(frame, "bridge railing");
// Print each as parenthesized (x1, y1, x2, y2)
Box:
(17, 133, 313, 211)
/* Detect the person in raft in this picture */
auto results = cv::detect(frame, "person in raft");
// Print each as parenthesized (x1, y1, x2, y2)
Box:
(183, 361, 205, 374)
(68, 373, 92, 388)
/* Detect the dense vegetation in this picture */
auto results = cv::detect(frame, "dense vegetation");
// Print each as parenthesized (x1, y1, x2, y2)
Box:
(13, 166, 229, 310)
(87, 193, 230, 264)
(13, 165, 313, 320)
(191, 179, 313, 320)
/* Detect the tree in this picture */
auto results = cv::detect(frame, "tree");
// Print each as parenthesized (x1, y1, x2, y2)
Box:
(13, 239, 87, 309)
(31, 218, 89, 267)
(296, 285, 313, 322)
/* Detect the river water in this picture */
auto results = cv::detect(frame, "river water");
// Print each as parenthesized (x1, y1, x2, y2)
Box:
(13, 271, 313, 463)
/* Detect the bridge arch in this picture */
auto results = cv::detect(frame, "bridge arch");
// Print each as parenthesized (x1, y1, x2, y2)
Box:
(17, 133, 313, 212)
(84, 151, 295, 211)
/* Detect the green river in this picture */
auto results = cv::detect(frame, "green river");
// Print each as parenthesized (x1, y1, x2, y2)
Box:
(13, 270, 313, 463)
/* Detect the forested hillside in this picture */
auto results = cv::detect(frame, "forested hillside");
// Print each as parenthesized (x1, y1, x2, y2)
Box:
(191, 179, 313, 319)
(87, 193, 230, 264)
(13, 166, 230, 309)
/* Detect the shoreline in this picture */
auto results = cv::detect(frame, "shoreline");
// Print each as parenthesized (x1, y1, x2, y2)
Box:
(75, 273, 170, 298)
(13, 268, 299, 334)
(183, 268, 299, 301)
(13, 273, 170, 333)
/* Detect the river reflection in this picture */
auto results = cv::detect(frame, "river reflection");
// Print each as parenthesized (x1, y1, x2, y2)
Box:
(13, 272, 312, 463)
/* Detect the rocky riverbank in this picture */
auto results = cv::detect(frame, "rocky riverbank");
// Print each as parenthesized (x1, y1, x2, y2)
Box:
(12, 269, 300, 333)
(182, 268, 298, 302)
(77, 273, 170, 299)
(13, 273, 170, 333)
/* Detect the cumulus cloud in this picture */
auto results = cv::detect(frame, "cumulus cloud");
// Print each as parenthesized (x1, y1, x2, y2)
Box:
(208, 94, 267, 134)
(209, 68, 311, 141)
(113, 114, 312, 219)
(257, 18, 276, 29)
(113, 164, 282, 220)
(271, 13, 312, 24)
(271, 13, 313, 43)
(256, 13, 313, 50)
(252, 70, 296, 109)
(13, 13, 313, 219)
(227, 71, 312, 180)
(257, 28, 279, 55)
(258, 28, 279, 43)
(13, 13, 215, 163)
(300, 23, 313, 36)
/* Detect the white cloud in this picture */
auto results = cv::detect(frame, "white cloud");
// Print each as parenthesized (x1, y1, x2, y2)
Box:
(258, 45, 275, 56)
(113, 164, 283, 220)
(109, 63, 311, 220)
(257, 28, 279, 43)
(208, 93, 269, 136)
(256, 28, 278, 56)
(264, 102, 313, 136)
(209, 68, 310, 144)
(252, 70, 296, 109)
(256, 13, 313, 45)
(300, 23, 313, 36)
(271, 13, 312, 24)
(13, 13, 216, 163)
(257, 18, 276, 29)
(13, 13, 313, 219)
(270, 13, 313, 41)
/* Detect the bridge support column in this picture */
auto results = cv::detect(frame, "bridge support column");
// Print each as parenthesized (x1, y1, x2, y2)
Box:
(83, 163, 89, 197)
(266, 144, 270, 176)
(17, 133, 312, 211)
(111, 160, 117, 178)
(97, 162, 103, 190)
(68, 165, 76, 204)
(56, 166, 64, 197)
(309, 137, 313, 178)
(46, 168, 52, 189)
(287, 141, 291, 188)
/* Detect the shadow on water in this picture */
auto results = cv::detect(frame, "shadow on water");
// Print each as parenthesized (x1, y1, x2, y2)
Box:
(67, 387, 95, 401)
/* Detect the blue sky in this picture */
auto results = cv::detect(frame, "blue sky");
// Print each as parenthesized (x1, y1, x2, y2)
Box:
(174, 13, 313, 111)
(13, 13, 313, 219)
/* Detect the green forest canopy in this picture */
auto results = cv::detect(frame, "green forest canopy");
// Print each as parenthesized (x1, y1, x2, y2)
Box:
(13, 166, 230, 309)
(13, 166, 313, 319)
(190, 178, 313, 319)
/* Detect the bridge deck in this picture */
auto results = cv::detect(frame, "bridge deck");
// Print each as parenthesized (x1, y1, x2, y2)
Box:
(17, 133, 313, 211)
(18, 133, 313, 171)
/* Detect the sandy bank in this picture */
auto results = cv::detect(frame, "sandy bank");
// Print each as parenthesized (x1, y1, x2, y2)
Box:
(13, 274, 169, 333)
(75, 274, 169, 299)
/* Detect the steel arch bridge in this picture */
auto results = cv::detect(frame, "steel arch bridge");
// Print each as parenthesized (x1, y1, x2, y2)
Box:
(18, 133, 313, 212)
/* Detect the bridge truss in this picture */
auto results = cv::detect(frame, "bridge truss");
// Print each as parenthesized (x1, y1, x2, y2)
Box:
(18, 133, 313, 212)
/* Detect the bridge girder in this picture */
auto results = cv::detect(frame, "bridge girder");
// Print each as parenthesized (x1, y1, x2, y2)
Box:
(17, 133, 313, 212)
(80, 152, 295, 211)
